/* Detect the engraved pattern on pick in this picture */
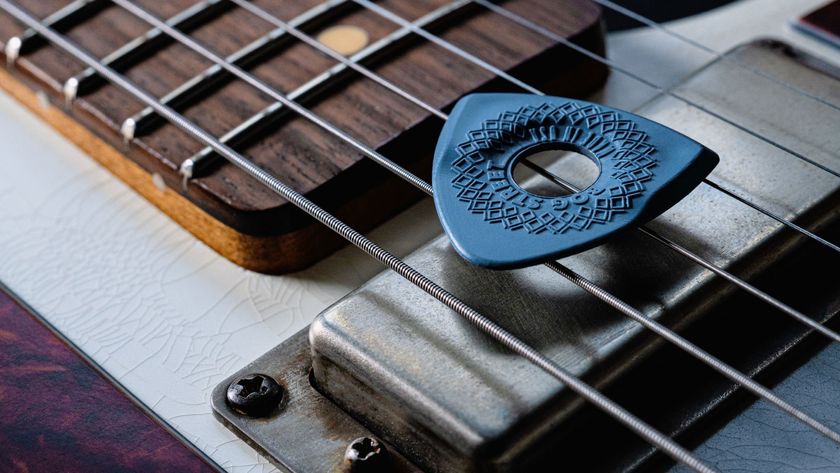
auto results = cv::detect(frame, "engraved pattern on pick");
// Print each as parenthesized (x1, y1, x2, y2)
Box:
(450, 102, 657, 235)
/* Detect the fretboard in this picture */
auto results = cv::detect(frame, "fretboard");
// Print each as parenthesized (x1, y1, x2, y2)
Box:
(0, 0, 606, 272)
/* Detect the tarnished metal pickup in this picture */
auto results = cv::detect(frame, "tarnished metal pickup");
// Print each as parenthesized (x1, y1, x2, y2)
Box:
(212, 40, 840, 472)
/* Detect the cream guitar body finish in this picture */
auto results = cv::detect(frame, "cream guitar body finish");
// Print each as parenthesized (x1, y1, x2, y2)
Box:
(0, 1, 838, 471)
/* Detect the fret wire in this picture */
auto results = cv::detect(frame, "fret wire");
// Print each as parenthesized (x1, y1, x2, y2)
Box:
(0, 4, 715, 470)
(66, 0, 232, 101)
(124, 0, 352, 141)
(471, 0, 840, 182)
(231, 0, 450, 120)
(95, 0, 840, 448)
(353, 0, 542, 95)
(6, 0, 108, 66)
(16, 0, 108, 51)
(591, 0, 840, 115)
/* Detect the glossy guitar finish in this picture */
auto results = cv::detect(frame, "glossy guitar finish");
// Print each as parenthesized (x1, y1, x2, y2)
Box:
(0, 286, 216, 472)
(433, 93, 718, 268)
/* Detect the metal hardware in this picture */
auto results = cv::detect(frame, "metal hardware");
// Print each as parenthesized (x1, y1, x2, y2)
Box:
(211, 332, 420, 473)
(344, 437, 389, 472)
(226, 373, 284, 417)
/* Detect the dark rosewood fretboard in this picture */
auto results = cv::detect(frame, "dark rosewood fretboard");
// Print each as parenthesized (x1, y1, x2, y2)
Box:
(0, 0, 607, 273)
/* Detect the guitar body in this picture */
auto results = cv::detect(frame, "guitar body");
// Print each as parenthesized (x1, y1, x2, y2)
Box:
(1, 0, 839, 471)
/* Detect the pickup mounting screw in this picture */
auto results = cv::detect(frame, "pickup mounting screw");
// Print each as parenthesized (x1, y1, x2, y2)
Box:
(226, 373, 283, 417)
(344, 437, 388, 472)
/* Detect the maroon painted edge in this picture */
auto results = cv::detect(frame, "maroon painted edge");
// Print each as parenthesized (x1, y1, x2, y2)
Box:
(0, 282, 221, 473)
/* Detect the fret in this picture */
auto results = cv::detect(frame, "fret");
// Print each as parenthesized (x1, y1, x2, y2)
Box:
(64, 0, 232, 102)
(6, 0, 108, 66)
(123, 0, 353, 142)
(178, 0, 476, 182)
(16, 0, 108, 53)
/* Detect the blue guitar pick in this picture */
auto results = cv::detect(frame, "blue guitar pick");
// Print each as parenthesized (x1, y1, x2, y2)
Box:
(432, 93, 719, 269)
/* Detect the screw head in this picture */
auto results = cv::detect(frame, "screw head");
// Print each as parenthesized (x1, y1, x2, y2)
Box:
(344, 437, 388, 472)
(226, 373, 283, 417)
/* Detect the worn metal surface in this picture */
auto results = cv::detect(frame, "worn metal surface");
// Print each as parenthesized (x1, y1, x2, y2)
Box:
(211, 331, 421, 473)
(308, 40, 840, 473)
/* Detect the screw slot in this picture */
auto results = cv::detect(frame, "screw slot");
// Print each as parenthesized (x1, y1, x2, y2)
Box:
(226, 373, 283, 417)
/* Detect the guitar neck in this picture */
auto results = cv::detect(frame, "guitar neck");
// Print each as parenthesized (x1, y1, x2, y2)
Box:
(0, 0, 606, 272)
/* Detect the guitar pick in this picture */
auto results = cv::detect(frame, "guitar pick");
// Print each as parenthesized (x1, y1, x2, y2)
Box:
(432, 93, 719, 269)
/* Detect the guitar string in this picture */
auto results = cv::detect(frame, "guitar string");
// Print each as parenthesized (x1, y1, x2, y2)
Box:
(0, 2, 714, 471)
(420, 0, 840, 338)
(359, 0, 840, 181)
(230, 0, 840, 256)
(590, 0, 840, 115)
(100, 0, 840, 447)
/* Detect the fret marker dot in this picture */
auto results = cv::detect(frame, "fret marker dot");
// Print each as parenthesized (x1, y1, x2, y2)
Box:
(317, 25, 369, 56)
